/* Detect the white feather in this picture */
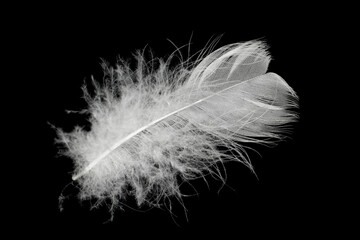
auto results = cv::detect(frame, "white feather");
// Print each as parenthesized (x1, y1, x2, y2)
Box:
(56, 40, 298, 212)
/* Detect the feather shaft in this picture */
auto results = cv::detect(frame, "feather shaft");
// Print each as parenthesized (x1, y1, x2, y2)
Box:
(72, 70, 290, 180)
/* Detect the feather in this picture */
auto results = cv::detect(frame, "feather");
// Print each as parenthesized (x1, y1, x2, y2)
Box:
(56, 40, 298, 212)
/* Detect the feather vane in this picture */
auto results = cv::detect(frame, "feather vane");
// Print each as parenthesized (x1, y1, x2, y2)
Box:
(56, 40, 298, 210)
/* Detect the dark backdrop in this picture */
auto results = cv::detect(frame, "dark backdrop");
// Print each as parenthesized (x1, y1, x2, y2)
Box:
(10, 3, 336, 238)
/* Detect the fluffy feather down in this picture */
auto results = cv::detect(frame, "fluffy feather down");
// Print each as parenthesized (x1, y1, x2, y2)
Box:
(56, 40, 298, 212)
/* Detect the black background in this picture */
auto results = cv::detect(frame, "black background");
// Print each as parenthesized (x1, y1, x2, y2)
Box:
(8, 3, 346, 238)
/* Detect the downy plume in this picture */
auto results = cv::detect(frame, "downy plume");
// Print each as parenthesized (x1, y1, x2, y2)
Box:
(56, 39, 298, 214)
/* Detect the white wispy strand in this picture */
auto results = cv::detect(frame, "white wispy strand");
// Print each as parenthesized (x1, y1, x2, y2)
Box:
(56, 40, 298, 213)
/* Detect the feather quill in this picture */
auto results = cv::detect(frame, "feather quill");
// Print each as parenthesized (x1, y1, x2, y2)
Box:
(56, 40, 298, 212)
